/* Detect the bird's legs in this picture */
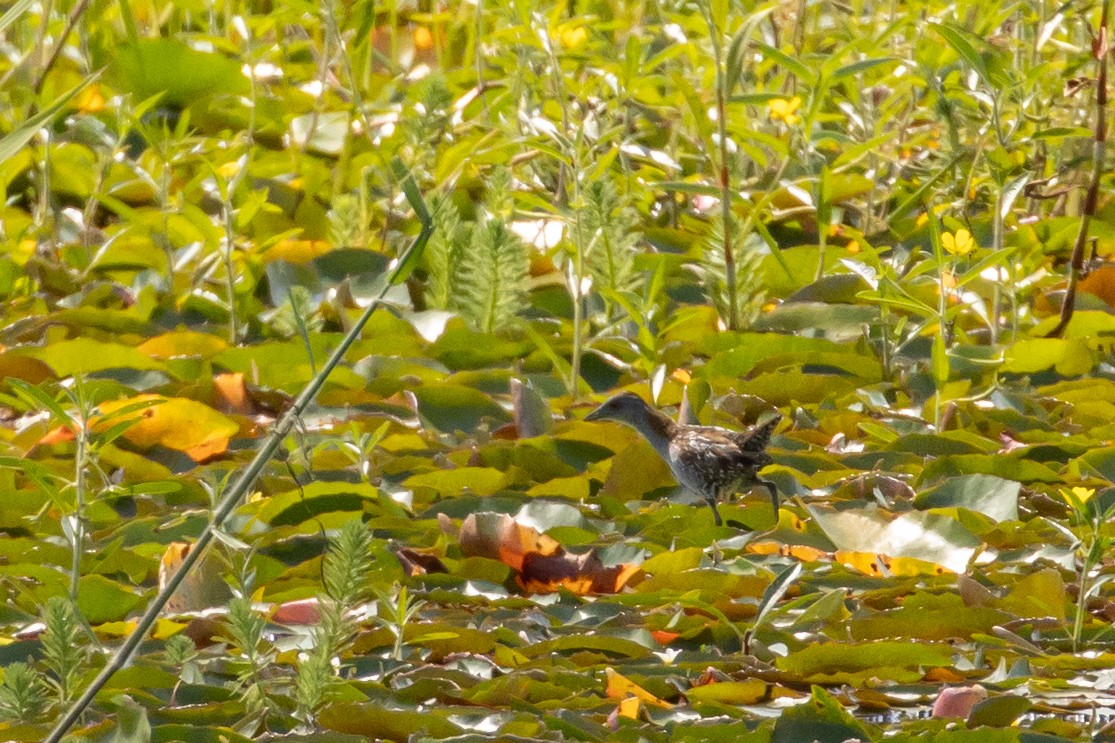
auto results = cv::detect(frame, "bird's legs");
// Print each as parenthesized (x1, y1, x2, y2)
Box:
(705, 480, 777, 527)
(705, 497, 723, 526)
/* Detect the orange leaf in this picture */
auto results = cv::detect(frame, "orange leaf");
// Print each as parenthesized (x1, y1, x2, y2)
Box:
(99, 395, 238, 461)
(1079, 265, 1115, 309)
(518, 552, 641, 595)
(213, 372, 250, 415)
(38, 425, 76, 445)
(393, 546, 448, 576)
(459, 512, 561, 572)
(459, 512, 642, 595)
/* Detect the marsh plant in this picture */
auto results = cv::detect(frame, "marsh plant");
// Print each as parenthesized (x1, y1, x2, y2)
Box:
(295, 519, 376, 725)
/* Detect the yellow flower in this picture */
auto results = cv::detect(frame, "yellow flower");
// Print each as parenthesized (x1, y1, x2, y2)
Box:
(769, 96, 802, 125)
(414, 25, 434, 50)
(941, 228, 975, 257)
(76, 84, 105, 113)
(1067, 486, 1096, 503)
(560, 25, 588, 49)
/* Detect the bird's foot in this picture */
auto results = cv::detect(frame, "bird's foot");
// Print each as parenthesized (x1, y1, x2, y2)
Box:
(707, 499, 723, 526)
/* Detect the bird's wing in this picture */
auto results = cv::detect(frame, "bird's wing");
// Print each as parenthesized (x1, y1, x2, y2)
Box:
(728, 414, 781, 453)
(671, 427, 772, 484)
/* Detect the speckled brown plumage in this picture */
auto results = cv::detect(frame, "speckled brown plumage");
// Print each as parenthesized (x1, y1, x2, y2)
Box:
(585, 392, 780, 525)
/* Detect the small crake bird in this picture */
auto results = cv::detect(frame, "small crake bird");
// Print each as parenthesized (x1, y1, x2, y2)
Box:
(585, 392, 780, 526)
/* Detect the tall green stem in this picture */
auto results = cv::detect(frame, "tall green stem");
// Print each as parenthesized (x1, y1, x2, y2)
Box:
(702, 1, 739, 330)
(68, 416, 87, 603)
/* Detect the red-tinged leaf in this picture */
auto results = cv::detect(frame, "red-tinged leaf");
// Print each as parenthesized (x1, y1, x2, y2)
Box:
(271, 598, 322, 625)
(459, 512, 642, 595)
(932, 685, 988, 719)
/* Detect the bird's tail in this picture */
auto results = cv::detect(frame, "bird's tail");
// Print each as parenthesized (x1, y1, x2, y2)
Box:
(740, 413, 781, 452)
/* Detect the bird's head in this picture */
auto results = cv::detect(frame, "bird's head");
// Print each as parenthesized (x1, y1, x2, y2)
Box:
(584, 392, 652, 424)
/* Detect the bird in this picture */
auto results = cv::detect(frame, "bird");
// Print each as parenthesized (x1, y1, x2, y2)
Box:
(584, 392, 780, 526)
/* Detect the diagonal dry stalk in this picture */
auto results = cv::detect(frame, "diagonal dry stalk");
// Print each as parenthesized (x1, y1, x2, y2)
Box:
(44, 161, 431, 743)
(1046, 0, 1108, 339)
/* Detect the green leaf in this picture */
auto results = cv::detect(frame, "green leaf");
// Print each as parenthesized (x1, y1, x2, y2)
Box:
(389, 157, 433, 286)
(0, 73, 101, 164)
(830, 56, 901, 81)
(318, 702, 462, 739)
(931, 23, 990, 83)
(1003, 338, 1094, 376)
(1030, 126, 1093, 139)
(405, 467, 509, 497)
(753, 562, 802, 633)
(771, 686, 875, 743)
(78, 574, 146, 624)
(778, 640, 953, 675)
(724, 4, 778, 93)
(915, 475, 1020, 522)
(7, 379, 73, 425)
(31, 338, 165, 376)
(109, 39, 249, 108)
(411, 383, 509, 433)
(754, 42, 815, 83)
(808, 504, 980, 572)
(967, 695, 1033, 728)
(111, 696, 152, 743)
(0, 0, 35, 35)
(998, 568, 1066, 622)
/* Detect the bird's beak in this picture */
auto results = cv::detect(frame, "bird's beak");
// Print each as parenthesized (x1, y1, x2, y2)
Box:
(584, 407, 606, 422)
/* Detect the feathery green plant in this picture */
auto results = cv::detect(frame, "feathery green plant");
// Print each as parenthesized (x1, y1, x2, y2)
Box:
(696, 218, 766, 330)
(0, 662, 48, 722)
(424, 193, 468, 311)
(224, 596, 274, 721)
(164, 634, 201, 707)
(404, 76, 454, 160)
(581, 178, 642, 315)
(461, 219, 530, 333)
(482, 166, 514, 220)
(164, 634, 197, 669)
(457, 169, 530, 333)
(322, 519, 376, 605)
(41, 596, 88, 712)
(164, 634, 201, 684)
(295, 519, 375, 725)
